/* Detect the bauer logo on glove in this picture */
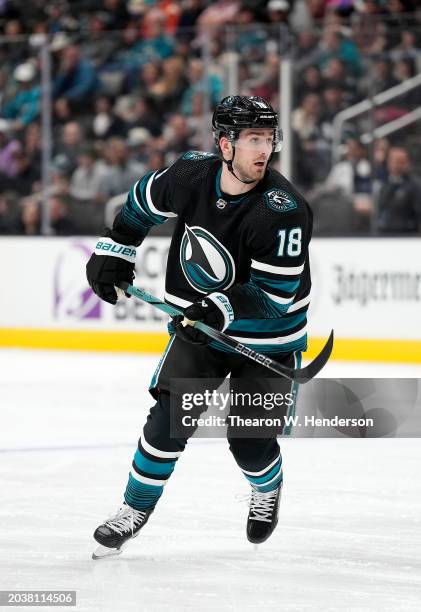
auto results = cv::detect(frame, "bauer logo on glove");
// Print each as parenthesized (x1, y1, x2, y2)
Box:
(174, 292, 234, 345)
(86, 229, 138, 305)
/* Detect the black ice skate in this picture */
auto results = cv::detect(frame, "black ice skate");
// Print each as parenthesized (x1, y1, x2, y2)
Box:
(92, 502, 154, 559)
(246, 484, 282, 545)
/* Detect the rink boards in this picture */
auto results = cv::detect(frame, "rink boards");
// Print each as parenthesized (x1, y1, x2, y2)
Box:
(0, 236, 420, 363)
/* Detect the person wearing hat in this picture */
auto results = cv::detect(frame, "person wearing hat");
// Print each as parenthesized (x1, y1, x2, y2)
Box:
(267, 0, 291, 22)
(1, 62, 41, 131)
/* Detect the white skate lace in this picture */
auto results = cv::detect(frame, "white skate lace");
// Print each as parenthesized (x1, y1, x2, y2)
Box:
(249, 489, 279, 523)
(104, 505, 147, 535)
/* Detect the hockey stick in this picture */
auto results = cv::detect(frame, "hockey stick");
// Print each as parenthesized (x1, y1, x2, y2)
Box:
(117, 282, 333, 383)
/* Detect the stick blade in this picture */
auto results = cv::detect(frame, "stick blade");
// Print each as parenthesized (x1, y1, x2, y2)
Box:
(295, 330, 334, 383)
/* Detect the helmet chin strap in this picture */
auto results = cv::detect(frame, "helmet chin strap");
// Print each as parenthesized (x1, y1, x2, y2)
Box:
(222, 146, 258, 185)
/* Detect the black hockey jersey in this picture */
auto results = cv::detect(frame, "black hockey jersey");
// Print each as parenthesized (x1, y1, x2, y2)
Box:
(114, 151, 312, 355)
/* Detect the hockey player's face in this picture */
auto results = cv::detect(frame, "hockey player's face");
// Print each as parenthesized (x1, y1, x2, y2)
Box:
(232, 129, 274, 181)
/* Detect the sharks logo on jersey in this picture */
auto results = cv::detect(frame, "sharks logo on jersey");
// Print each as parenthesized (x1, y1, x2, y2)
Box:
(180, 225, 235, 294)
(264, 189, 297, 213)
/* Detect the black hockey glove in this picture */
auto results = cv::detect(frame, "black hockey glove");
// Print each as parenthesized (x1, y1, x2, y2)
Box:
(86, 229, 137, 305)
(174, 293, 234, 345)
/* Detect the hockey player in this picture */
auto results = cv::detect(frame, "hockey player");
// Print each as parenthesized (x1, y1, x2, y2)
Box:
(86, 96, 312, 558)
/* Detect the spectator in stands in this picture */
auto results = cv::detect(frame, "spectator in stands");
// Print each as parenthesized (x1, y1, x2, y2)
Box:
(325, 138, 372, 197)
(292, 92, 323, 142)
(323, 58, 357, 103)
(23, 121, 41, 176)
(363, 58, 412, 124)
(18, 191, 77, 235)
(393, 57, 420, 106)
(131, 61, 163, 102)
(235, 4, 267, 62)
(113, 22, 142, 73)
(145, 149, 166, 172)
(0, 191, 19, 234)
(251, 53, 279, 103)
(135, 11, 175, 65)
(372, 138, 390, 182)
(1, 0, 419, 238)
(123, 97, 162, 138)
(320, 86, 347, 138)
(48, 155, 73, 188)
(100, 137, 145, 199)
(295, 65, 325, 105)
(375, 147, 421, 234)
(292, 93, 331, 186)
(177, 0, 205, 34)
(162, 114, 194, 160)
(391, 30, 421, 70)
(48, 193, 77, 235)
(181, 58, 223, 116)
(103, 0, 130, 31)
(364, 26, 388, 57)
(1, 62, 41, 131)
(0, 18, 28, 67)
(196, 0, 239, 32)
(152, 1, 181, 35)
(19, 198, 40, 235)
(23, 120, 40, 153)
(312, 138, 372, 234)
(90, 95, 127, 140)
(185, 92, 209, 150)
(318, 27, 362, 77)
(80, 12, 119, 69)
(53, 97, 73, 134)
(352, 0, 383, 17)
(384, 0, 417, 49)
(53, 44, 98, 112)
(45, 2, 77, 34)
(146, 56, 188, 115)
(266, 0, 291, 26)
(31, 163, 72, 204)
(0, 119, 20, 178)
(0, 68, 8, 112)
(69, 145, 108, 203)
(360, 59, 398, 98)
(127, 127, 152, 165)
(54, 121, 84, 175)
(3, 148, 39, 196)
(294, 29, 320, 67)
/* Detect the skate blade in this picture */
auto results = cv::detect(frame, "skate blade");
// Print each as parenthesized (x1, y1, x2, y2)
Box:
(92, 544, 123, 560)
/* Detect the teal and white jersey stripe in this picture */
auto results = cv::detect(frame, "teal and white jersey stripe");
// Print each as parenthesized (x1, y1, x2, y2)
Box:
(242, 453, 283, 493)
(125, 433, 181, 510)
(118, 168, 178, 239)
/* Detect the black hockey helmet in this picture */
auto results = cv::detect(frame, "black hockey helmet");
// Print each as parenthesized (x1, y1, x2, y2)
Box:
(212, 95, 282, 152)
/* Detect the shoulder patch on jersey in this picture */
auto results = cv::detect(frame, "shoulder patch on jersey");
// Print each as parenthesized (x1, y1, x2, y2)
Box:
(263, 189, 297, 213)
(182, 151, 216, 161)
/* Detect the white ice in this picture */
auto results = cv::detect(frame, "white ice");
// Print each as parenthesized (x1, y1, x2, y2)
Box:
(0, 350, 420, 612)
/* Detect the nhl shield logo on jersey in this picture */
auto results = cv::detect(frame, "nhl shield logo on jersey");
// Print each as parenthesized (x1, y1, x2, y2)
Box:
(180, 225, 235, 293)
(182, 151, 217, 161)
(264, 189, 297, 213)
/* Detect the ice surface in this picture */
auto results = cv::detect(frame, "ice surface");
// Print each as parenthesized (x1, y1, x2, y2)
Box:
(1, 350, 420, 612)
